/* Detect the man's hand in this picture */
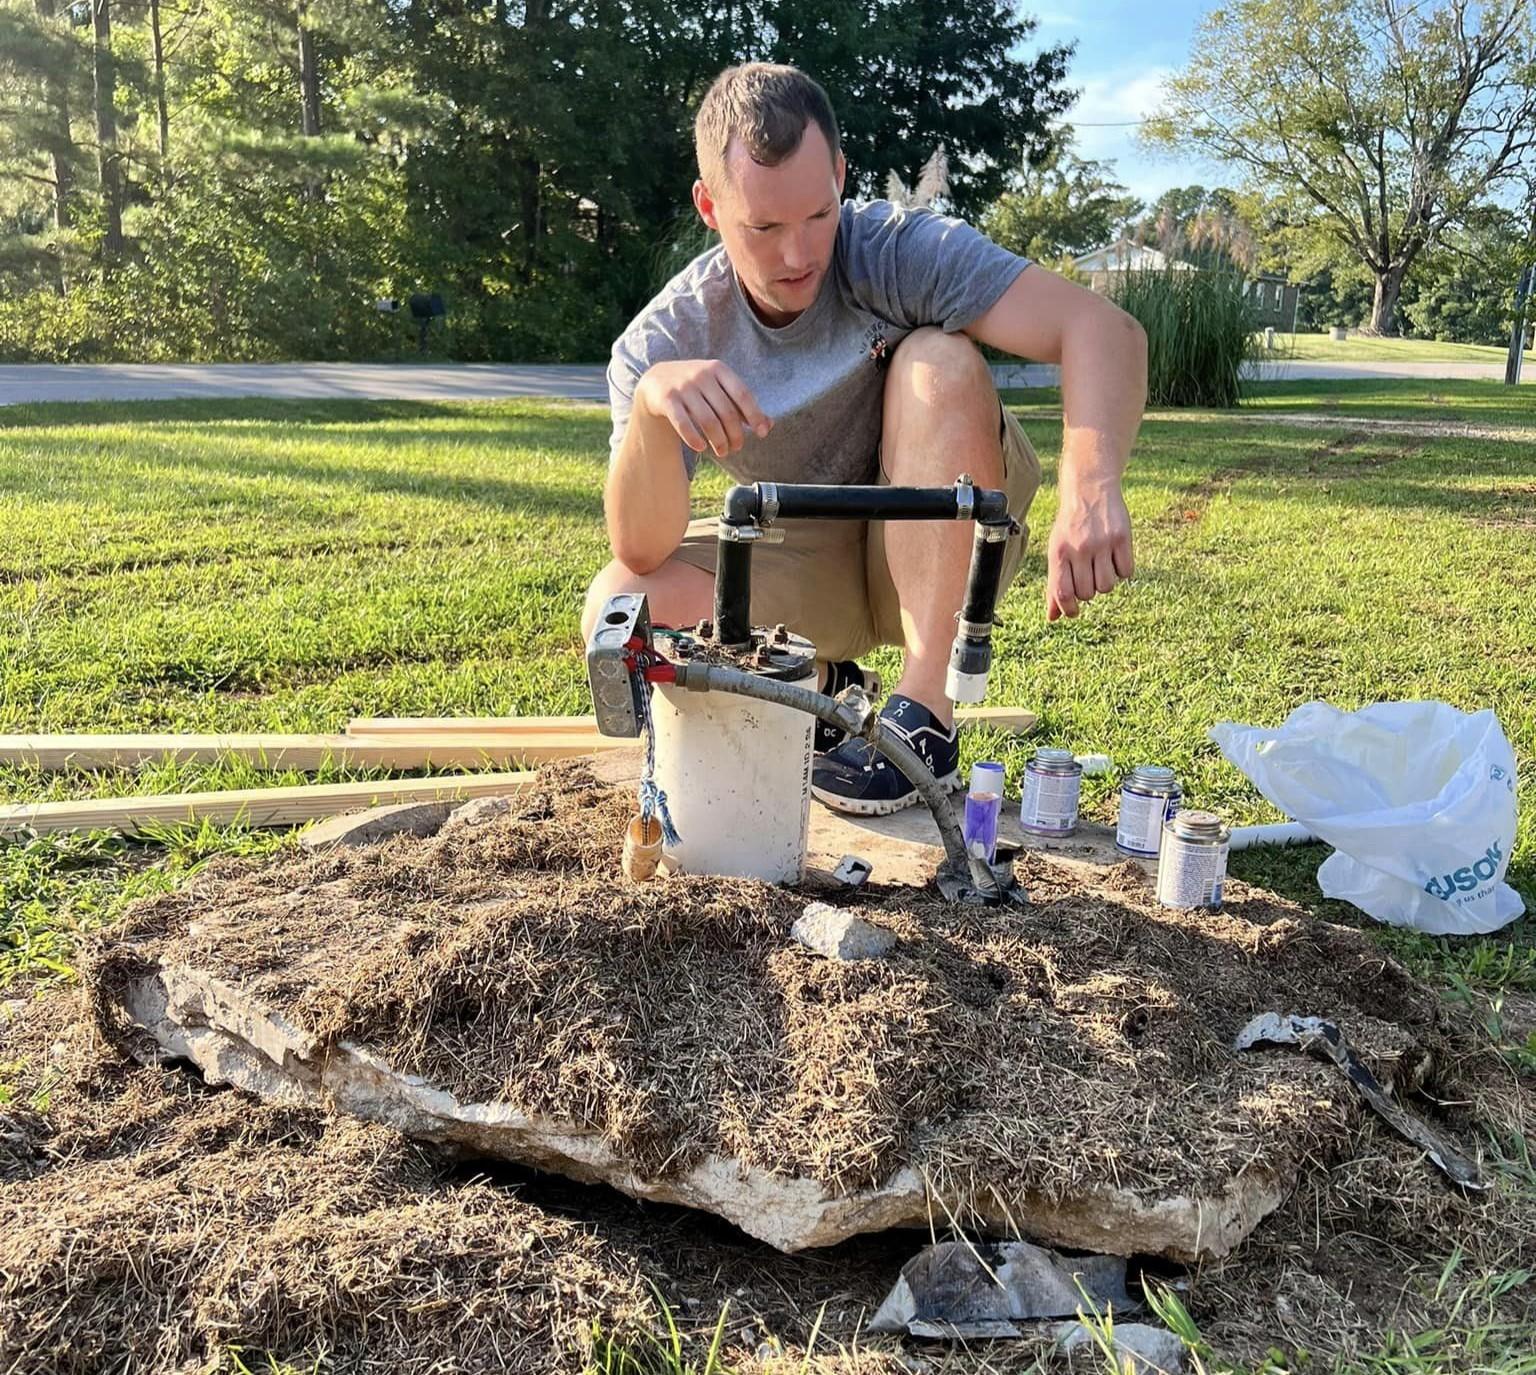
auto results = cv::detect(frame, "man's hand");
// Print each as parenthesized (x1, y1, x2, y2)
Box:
(636, 359, 772, 459)
(1046, 475, 1133, 621)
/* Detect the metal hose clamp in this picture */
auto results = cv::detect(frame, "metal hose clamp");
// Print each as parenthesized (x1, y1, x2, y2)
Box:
(954, 474, 975, 523)
(758, 482, 780, 526)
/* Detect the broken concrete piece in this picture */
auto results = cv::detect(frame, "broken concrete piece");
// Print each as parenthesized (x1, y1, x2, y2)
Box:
(438, 795, 516, 835)
(1055, 1320, 1187, 1374)
(299, 800, 454, 852)
(111, 959, 1280, 1258)
(867, 1239, 1134, 1339)
(791, 903, 896, 961)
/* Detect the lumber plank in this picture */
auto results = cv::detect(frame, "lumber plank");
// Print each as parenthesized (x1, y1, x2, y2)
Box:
(347, 706, 1039, 738)
(952, 706, 1038, 736)
(346, 715, 595, 737)
(0, 772, 536, 840)
(0, 732, 627, 772)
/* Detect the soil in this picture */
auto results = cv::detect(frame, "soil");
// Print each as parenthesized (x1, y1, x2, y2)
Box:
(3, 763, 1532, 1372)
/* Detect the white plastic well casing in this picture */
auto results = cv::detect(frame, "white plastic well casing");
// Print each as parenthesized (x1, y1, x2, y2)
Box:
(649, 662, 816, 883)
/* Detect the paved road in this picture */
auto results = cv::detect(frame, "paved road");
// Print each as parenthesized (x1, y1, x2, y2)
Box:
(0, 357, 1526, 407)
(996, 359, 1525, 386)
(0, 362, 611, 406)
(1252, 359, 1521, 381)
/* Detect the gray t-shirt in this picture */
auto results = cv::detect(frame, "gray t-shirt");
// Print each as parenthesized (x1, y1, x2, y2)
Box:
(607, 198, 1029, 486)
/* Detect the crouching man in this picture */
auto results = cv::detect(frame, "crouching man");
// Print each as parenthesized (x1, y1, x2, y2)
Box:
(584, 62, 1146, 816)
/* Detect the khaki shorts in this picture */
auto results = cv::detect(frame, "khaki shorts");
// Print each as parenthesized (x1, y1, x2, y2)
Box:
(672, 406, 1042, 662)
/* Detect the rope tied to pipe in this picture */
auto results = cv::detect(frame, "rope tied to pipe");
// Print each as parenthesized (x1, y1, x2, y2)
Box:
(636, 675, 681, 847)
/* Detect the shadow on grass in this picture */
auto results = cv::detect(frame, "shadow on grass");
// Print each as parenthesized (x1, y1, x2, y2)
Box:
(0, 420, 610, 525)
(1230, 842, 1536, 993)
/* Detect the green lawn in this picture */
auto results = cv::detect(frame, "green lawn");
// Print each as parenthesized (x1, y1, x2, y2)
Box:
(4, 385, 1536, 997)
(2, 382, 1535, 1370)
(1259, 329, 1522, 363)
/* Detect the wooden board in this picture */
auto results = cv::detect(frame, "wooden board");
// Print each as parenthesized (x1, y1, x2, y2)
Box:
(950, 706, 1039, 736)
(346, 715, 596, 737)
(0, 732, 628, 772)
(0, 772, 536, 839)
(346, 706, 1038, 739)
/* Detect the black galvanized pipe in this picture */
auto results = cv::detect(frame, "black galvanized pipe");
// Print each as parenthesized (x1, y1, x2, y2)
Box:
(713, 534, 754, 648)
(713, 480, 1012, 656)
(946, 518, 1013, 703)
(723, 482, 1008, 525)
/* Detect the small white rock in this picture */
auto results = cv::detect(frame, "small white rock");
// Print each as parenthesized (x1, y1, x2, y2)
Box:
(438, 795, 516, 835)
(791, 904, 897, 961)
(300, 800, 455, 852)
(1055, 1320, 1187, 1374)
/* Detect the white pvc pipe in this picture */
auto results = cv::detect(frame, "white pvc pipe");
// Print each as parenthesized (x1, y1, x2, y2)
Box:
(650, 666, 816, 884)
(1228, 821, 1319, 851)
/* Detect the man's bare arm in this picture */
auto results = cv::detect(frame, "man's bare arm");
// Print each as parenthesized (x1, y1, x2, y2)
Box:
(605, 359, 771, 574)
(966, 267, 1147, 620)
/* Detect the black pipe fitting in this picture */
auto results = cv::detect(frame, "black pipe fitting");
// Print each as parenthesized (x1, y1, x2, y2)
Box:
(713, 479, 1012, 659)
(723, 485, 760, 524)
(719, 481, 1007, 526)
(943, 517, 1012, 701)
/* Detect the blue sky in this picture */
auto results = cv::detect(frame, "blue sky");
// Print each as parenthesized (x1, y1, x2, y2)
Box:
(1028, 1, 1224, 206)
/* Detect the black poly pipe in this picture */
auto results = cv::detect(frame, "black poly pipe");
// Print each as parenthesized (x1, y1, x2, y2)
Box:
(959, 522, 1011, 627)
(714, 537, 753, 648)
(724, 482, 1009, 525)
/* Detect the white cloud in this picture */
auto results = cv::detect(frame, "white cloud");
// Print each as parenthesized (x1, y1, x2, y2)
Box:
(1059, 63, 1223, 203)
(1068, 67, 1170, 153)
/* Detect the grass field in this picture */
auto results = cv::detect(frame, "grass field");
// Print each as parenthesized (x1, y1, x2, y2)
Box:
(1260, 330, 1524, 363)
(2, 380, 1535, 1370)
(5, 383, 1536, 984)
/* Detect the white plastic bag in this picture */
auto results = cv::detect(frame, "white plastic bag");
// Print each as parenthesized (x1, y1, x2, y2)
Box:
(1210, 701, 1523, 936)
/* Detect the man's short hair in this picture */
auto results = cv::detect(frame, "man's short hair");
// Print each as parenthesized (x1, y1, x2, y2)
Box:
(694, 63, 840, 190)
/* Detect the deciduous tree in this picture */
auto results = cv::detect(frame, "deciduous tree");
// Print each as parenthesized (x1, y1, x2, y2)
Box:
(1145, 0, 1536, 334)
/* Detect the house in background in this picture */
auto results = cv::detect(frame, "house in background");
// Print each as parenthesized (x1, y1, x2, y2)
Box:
(1242, 274, 1299, 329)
(1071, 239, 1192, 292)
(1072, 236, 1299, 329)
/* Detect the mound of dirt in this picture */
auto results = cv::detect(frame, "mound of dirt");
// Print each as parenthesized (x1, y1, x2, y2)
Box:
(6, 763, 1529, 1371)
(85, 766, 1519, 1255)
(0, 994, 656, 1375)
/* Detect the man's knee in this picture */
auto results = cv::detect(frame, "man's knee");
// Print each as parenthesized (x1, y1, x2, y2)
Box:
(581, 559, 641, 639)
(580, 555, 714, 639)
(882, 328, 1002, 483)
(886, 326, 993, 406)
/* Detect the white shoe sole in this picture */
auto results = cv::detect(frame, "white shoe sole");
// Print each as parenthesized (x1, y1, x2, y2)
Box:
(812, 769, 962, 818)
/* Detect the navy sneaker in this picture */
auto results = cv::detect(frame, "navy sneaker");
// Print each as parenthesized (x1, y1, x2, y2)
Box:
(812, 692, 960, 816)
(815, 660, 882, 753)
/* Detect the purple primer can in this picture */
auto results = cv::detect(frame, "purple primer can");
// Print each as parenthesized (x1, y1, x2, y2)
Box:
(962, 761, 1005, 863)
(1020, 748, 1082, 837)
(1115, 765, 1182, 858)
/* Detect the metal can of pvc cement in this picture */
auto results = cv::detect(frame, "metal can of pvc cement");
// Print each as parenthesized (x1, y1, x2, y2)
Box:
(1156, 810, 1231, 909)
(1115, 765, 1182, 858)
(1020, 748, 1082, 837)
